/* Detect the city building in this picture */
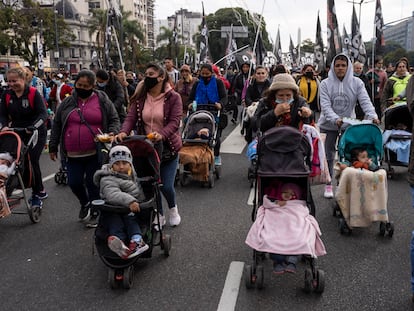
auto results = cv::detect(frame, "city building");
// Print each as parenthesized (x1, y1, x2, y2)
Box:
(383, 11, 414, 52)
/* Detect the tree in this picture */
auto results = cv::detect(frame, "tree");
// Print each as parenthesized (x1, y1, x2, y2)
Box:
(199, 7, 272, 64)
(88, 7, 145, 70)
(156, 26, 182, 61)
(300, 38, 314, 54)
(0, 0, 74, 66)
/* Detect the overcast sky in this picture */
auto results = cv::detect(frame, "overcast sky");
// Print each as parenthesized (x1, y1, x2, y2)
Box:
(154, 0, 413, 50)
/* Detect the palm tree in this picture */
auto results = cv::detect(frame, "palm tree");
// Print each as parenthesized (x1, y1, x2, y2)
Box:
(156, 26, 180, 60)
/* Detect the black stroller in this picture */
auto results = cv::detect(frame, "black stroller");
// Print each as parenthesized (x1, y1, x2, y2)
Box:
(178, 106, 221, 187)
(93, 136, 171, 289)
(245, 126, 325, 293)
(382, 102, 412, 178)
(0, 129, 42, 223)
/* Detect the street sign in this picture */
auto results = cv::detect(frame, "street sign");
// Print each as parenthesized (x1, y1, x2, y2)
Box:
(220, 26, 248, 38)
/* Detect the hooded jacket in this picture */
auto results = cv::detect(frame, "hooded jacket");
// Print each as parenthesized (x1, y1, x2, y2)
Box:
(318, 54, 377, 131)
(93, 164, 145, 212)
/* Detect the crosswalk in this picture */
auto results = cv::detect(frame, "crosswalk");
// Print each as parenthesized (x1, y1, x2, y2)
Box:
(220, 124, 247, 154)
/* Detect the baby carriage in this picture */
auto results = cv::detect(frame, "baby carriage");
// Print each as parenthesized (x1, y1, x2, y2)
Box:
(332, 123, 394, 236)
(382, 102, 412, 178)
(93, 136, 171, 289)
(245, 126, 326, 293)
(54, 158, 68, 185)
(0, 129, 42, 223)
(178, 107, 220, 188)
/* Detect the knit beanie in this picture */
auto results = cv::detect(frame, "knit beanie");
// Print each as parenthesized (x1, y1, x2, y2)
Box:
(0, 152, 13, 164)
(109, 145, 133, 166)
(269, 73, 299, 92)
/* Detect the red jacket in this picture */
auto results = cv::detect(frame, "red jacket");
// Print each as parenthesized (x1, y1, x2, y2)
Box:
(49, 83, 73, 102)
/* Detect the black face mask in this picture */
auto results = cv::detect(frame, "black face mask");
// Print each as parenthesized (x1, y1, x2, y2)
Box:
(144, 77, 159, 90)
(126, 79, 134, 84)
(76, 87, 93, 99)
(202, 76, 211, 85)
(305, 71, 313, 79)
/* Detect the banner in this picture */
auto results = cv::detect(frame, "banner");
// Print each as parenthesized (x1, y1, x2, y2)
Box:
(350, 5, 367, 64)
(375, 0, 385, 56)
(225, 24, 237, 68)
(255, 32, 267, 66)
(199, 2, 210, 64)
(326, 0, 342, 66)
(342, 25, 351, 56)
(289, 35, 298, 66)
(273, 27, 282, 64)
(314, 12, 325, 71)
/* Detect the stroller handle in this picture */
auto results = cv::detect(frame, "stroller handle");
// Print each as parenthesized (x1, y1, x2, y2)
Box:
(91, 197, 155, 213)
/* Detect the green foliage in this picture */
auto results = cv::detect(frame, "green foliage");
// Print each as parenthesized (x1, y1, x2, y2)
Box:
(0, 0, 74, 66)
(300, 38, 314, 54)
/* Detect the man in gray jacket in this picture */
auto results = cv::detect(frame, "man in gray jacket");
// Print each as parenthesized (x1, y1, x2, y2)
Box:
(318, 53, 379, 198)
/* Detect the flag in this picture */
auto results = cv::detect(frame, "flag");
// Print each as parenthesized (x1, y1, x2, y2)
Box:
(255, 32, 266, 66)
(225, 24, 237, 68)
(342, 24, 351, 56)
(350, 5, 367, 64)
(313, 12, 324, 71)
(172, 15, 178, 44)
(289, 35, 298, 66)
(273, 27, 282, 64)
(326, 0, 342, 66)
(374, 0, 385, 56)
(199, 2, 210, 64)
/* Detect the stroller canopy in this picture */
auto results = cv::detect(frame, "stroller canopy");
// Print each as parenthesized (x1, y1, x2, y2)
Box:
(257, 126, 311, 177)
(383, 103, 412, 132)
(183, 110, 216, 139)
(338, 123, 383, 163)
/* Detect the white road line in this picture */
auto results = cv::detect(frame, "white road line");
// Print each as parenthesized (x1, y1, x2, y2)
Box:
(247, 187, 256, 206)
(43, 173, 56, 182)
(217, 261, 245, 311)
(220, 124, 247, 154)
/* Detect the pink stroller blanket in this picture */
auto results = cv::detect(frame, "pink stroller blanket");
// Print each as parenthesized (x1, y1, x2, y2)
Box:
(245, 195, 326, 258)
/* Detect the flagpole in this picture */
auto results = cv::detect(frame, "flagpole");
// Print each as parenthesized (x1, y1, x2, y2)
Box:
(213, 45, 250, 65)
(250, 0, 266, 80)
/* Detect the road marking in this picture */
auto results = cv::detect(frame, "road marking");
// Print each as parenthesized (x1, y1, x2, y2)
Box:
(217, 261, 244, 311)
(43, 173, 56, 182)
(220, 124, 247, 154)
(247, 187, 256, 206)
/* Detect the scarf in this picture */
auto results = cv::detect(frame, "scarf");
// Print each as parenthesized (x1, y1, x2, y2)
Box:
(352, 161, 369, 170)
(298, 77, 318, 104)
(195, 76, 219, 104)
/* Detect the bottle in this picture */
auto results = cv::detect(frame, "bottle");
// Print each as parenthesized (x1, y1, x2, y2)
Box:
(192, 100, 197, 112)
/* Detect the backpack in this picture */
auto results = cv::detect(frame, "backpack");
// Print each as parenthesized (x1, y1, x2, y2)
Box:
(5, 87, 37, 109)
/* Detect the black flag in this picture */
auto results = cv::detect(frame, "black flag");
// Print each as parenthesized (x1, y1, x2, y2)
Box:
(342, 24, 351, 56)
(326, 0, 342, 66)
(289, 35, 298, 66)
(350, 5, 367, 64)
(225, 24, 237, 68)
(255, 32, 266, 66)
(273, 27, 282, 64)
(199, 2, 210, 64)
(314, 12, 324, 71)
(375, 0, 385, 56)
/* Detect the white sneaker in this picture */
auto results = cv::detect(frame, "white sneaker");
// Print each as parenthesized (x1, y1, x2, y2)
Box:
(153, 214, 166, 231)
(169, 206, 181, 226)
(324, 185, 334, 199)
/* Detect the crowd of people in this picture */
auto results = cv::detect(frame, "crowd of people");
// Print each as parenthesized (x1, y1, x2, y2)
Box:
(1, 54, 414, 297)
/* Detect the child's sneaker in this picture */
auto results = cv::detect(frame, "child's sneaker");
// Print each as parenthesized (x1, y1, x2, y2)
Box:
(78, 203, 90, 222)
(285, 262, 297, 274)
(107, 236, 130, 259)
(324, 185, 334, 198)
(273, 263, 285, 275)
(127, 240, 149, 259)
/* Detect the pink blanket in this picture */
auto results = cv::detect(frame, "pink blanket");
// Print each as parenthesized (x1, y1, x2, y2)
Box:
(245, 195, 326, 258)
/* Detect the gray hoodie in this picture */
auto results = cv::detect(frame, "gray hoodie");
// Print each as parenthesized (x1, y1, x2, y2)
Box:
(318, 54, 377, 131)
(93, 164, 145, 212)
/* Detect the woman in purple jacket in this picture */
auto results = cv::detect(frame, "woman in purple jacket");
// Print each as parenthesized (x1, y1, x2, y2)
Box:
(116, 63, 183, 229)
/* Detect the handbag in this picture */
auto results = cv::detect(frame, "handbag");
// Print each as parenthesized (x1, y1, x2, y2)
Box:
(76, 109, 109, 166)
(154, 140, 177, 162)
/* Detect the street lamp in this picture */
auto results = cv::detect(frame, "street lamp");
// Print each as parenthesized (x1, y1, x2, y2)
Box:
(54, 0, 60, 72)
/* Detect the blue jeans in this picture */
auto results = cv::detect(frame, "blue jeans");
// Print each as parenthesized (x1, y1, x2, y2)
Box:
(159, 155, 179, 215)
(66, 155, 100, 207)
(101, 212, 142, 242)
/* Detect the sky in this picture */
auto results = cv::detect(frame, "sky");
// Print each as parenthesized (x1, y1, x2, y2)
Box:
(154, 0, 413, 51)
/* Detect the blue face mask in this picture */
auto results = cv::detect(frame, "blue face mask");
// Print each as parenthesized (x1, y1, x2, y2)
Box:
(97, 82, 107, 88)
(275, 98, 294, 104)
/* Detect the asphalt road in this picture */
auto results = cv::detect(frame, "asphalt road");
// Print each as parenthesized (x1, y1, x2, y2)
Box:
(0, 122, 413, 311)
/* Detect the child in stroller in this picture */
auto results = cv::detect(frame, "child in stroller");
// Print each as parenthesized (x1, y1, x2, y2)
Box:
(0, 152, 14, 218)
(93, 145, 149, 259)
(333, 123, 394, 236)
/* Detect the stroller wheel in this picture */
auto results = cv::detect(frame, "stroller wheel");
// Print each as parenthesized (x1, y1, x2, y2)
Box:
(180, 174, 190, 187)
(255, 265, 264, 289)
(162, 234, 172, 257)
(314, 269, 325, 293)
(338, 218, 351, 235)
(207, 172, 215, 188)
(108, 269, 119, 289)
(304, 268, 313, 293)
(387, 168, 395, 179)
(122, 266, 134, 289)
(332, 202, 341, 217)
(28, 205, 41, 223)
(386, 222, 394, 237)
(54, 173, 60, 184)
(215, 166, 221, 179)
(244, 264, 254, 289)
(379, 222, 386, 236)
